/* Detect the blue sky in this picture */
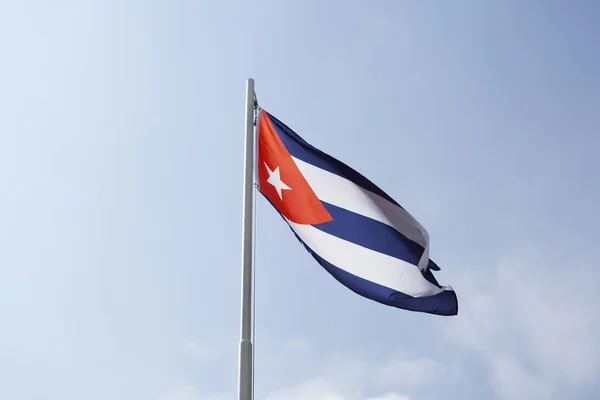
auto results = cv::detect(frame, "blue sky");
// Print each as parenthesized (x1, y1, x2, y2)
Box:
(1, 1, 599, 399)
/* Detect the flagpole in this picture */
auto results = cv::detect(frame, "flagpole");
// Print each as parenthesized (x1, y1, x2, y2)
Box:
(238, 78, 256, 400)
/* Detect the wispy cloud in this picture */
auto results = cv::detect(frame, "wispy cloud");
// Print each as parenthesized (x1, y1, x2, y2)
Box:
(164, 386, 230, 400)
(444, 253, 600, 399)
(167, 343, 450, 400)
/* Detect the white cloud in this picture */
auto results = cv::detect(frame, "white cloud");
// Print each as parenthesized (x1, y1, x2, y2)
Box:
(259, 347, 447, 400)
(164, 386, 202, 400)
(376, 353, 448, 389)
(365, 394, 412, 400)
(165, 349, 435, 400)
(164, 386, 231, 400)
(489, 353, 551, 400)
(262, 377, 413, 400)
(263, 377, 346, 400)
(444, 254, 600, 399)
(166, 381, 413, 400)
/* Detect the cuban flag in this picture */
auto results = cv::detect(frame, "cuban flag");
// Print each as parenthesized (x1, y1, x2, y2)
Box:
(256, 110, 458, 316)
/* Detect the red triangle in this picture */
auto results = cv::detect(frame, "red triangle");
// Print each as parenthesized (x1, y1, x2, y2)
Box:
(257, 110, 333, 225)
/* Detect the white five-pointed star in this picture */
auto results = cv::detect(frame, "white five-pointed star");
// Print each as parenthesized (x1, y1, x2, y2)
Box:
(264, 162, 291, 200)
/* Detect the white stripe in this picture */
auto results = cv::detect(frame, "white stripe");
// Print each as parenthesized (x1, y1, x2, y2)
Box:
(287, 220, 447, 298)
(292, 157, 432, 271)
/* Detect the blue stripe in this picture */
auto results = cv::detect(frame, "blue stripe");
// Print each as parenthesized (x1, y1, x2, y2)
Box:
(266, 111, 440, 271)
(315, 202, 441, 272)
(289, 222, 458, 316)
(261, 193, 457, 316)
(266, 112, 401, 207)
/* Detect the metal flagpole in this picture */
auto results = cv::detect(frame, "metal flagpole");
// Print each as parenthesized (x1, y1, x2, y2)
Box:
(238, 78, 256, 400)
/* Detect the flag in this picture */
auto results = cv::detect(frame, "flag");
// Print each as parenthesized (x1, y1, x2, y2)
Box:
(256, 109, 458, 316)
